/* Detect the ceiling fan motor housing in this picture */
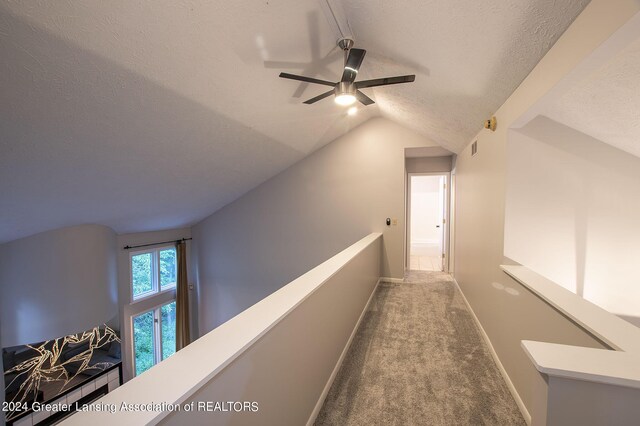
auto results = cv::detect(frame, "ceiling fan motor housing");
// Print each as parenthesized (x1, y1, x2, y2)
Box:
(335, 81, 356, 96)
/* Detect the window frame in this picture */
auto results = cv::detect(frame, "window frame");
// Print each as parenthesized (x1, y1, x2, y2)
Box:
(131, 300, 176, 376)
(129, 245, 177, 303)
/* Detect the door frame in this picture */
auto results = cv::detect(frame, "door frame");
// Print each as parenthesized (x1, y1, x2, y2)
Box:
(406, 172, 451, 272)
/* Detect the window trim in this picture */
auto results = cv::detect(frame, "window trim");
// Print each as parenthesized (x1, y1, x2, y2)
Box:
(129, 245, 177, 303)
(131, 299, 176, 376)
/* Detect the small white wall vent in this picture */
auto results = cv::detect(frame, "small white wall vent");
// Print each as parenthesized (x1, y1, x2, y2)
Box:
(471, 141, 478, 156)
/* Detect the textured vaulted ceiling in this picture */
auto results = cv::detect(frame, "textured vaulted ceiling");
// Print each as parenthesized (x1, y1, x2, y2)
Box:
(0, 0, 589, 243)
(544, 37, 640, 159)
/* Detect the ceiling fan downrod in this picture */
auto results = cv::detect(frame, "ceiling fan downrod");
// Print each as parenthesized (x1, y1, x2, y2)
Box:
(337, 37, 355, 67)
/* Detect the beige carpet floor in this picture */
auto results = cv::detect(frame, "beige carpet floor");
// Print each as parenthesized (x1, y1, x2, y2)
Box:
(315, 271, 526, 426)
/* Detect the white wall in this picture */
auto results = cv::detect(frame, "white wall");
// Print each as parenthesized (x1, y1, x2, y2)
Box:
(505, 116, 640, 323)
(116, 227, 195, 382)
(410, 176, 442, 245)
(0, 224, 118, 347)
(453, 0, 640, 419)
(192, 117, 436, 334)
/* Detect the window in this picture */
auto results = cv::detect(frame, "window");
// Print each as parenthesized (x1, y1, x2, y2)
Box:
(160, 302, 176, 360)
(131, 247, 177, 301)
(130, 245, 178, 376)
(132, 310, 155, 376)
(133, 301, 176, 376)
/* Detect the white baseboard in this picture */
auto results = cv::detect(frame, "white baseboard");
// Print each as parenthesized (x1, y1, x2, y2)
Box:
(452, 278, 532, 425)
(306, 278, 382, 426)
(378, 276, 404, 284)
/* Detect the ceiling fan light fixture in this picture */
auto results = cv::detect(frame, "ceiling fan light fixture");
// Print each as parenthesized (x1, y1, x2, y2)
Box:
(335, 82, 356, 106)
(335, 93, 357, 106)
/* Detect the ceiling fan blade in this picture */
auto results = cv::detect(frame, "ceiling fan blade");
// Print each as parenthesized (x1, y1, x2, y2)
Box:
(355, 75, 416, 89)
(303, 90, 335, 104)
(279, 72, 336, 87)
(341, 48, 366, 83)
(356, 90, 375, 105)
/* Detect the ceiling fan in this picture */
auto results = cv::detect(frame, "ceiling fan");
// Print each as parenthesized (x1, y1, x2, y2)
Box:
(279, 38, 415, 106)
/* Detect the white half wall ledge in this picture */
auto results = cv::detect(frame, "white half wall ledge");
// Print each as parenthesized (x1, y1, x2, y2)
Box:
(522, 341, 640, 389)
(501, 265, 640, 352)
(60, 232, 382, 426)
(501, 265, 640, 389)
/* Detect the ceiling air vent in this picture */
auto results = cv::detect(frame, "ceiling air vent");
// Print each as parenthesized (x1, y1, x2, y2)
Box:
(471, 140, 478, 157)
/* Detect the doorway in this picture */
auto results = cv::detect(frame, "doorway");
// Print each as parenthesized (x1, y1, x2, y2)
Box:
(407, 174, 448, 271)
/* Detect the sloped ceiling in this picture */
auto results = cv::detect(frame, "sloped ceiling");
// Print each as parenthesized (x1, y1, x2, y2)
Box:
(544, 36, 640, 159)
(0, 0, 589, 243)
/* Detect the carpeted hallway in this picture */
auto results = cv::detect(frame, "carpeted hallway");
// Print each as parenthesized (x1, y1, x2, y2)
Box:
(315, 271, 526, 426)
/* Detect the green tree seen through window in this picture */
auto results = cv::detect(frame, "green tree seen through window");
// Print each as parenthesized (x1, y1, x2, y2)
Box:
(160, 249, 176, 289)
(133, 311, 154, 375)
(132, 253, 152, 297)
(161, 301, 176, 360)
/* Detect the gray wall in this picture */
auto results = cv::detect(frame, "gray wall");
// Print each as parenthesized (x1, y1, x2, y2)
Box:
(453, 0, 638, 419)
(405, 156, 452, 173)
(539, 376, 640, 426)
(162, 236, 381, 426)
(192, 117, 436, 334)
(1, 317, 4, 426)
(455, 130, 606, 414)
(0, 224, 118, 347)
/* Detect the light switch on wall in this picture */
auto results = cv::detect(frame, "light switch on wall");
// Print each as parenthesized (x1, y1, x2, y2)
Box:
(392, 218, 398, 226)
